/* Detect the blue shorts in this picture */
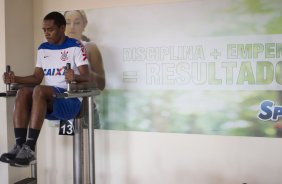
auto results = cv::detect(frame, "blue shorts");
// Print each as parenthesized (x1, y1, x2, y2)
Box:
(45, 87, 81, 121)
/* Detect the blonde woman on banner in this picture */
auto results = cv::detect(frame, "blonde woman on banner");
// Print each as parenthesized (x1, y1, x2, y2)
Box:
(64, 10, 105, 90)
(64, 10, 106, 128)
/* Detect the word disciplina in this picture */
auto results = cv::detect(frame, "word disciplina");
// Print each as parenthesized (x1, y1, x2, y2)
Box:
(123, 43, 282, 61)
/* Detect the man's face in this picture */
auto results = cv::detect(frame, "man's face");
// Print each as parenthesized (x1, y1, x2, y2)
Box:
(42, 19, 65, 45)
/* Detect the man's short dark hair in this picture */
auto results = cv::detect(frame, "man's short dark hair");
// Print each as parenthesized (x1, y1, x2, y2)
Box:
(44, 11, 66, 27)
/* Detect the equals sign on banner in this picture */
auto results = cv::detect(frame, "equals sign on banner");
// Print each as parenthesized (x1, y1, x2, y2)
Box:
(123, 71, 138, 83)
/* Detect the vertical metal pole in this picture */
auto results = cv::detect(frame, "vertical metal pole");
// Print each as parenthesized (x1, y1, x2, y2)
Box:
(31, 163, 37, 178)
(73, 118, 84, 184)
(88, 96, 95, 184)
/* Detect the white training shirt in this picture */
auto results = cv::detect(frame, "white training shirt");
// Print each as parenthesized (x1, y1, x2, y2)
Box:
(36, 36, 89, 89)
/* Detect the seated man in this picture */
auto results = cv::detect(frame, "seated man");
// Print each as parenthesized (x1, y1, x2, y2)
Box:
(0, 11, 90, 167)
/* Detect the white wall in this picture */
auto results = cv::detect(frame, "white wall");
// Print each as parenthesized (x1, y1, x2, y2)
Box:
(95, 130, 282, 184)
(0, 0, 8, 183)
(38, 128, 282, 184)
(1, 0, 282, 183)
(0, 0, 34, 183)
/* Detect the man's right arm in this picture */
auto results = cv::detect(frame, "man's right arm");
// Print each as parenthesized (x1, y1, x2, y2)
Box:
(10, 67, 44, 85)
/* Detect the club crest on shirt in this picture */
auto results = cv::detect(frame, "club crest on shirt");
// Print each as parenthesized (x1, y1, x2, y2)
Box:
(61, 50, 69, 61)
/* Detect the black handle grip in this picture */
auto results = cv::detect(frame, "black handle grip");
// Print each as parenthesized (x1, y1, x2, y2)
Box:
(6, 65, 10, 73)
(66, 63, 71, 91)
(5, 65, 11, 91)
(66, 63, 71, 70)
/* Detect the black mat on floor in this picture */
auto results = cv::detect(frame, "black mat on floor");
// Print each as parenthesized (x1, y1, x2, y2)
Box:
(14, 178, 37, 184)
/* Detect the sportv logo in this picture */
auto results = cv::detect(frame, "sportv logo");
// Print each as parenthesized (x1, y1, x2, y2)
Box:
(44, 67, 65, 76)
(258, 100, 282, 121)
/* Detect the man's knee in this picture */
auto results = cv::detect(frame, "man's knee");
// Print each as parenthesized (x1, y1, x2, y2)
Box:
(32, 85, 53, 99)
(16, 87, 33, 99)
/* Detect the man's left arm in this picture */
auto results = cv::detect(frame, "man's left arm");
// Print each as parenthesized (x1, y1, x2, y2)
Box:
(65, 64, 89, 83)
(75, 64, 90, 82)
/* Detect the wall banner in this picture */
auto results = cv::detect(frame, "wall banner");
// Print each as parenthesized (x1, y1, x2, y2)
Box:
(66, 0, 282, 137)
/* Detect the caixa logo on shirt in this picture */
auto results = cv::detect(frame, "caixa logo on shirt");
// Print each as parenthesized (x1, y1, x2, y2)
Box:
(44, 67, 65, 76)
(258, 100, 282, 121)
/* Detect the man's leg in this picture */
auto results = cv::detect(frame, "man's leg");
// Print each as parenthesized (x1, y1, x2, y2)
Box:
(12, 85, 54, 166)
(0, 87, 33, 163)
(14, 87, 34, 145)
(25, 85, 54, 150)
